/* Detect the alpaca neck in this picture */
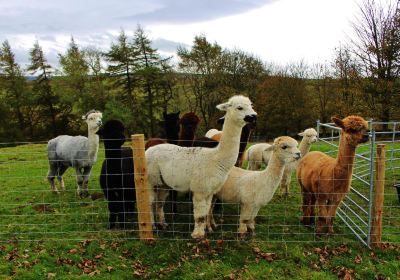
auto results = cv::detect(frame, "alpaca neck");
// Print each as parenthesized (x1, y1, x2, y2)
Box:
(87, 129, 99, 162)
(335, 133, 356, 179)
(216, 119, 242, 167)
(166, 129, 179, 145)
(178, 126, 196, 147)
(261, 153, 286, 194)
(298, 138, 311, 157)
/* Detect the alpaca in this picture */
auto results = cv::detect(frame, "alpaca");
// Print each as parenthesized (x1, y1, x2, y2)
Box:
(297, 116, 369, 236)
(178, 112, 200, 147)
(205, 119, 256, 167)
(145, 111, 180, 149)
(207, 136, 301, 236)
(47, 110, 102, 197)
(243, 128, 318, 196)
(146, 95, 257, 239)
(98, 120, 136, 229)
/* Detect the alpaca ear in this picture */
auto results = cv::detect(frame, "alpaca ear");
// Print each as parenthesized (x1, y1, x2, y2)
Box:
(298, 132, 304, 136)
(216, 102, 231, 111)
(332, 117, 345, 129)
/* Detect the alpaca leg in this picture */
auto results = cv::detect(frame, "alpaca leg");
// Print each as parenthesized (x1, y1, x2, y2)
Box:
(206, 196, 217, 232)
(238, 204, 253, 237)
(56, 165, 68, 191)
(327, 201, 339, 235)
(309, 194, 317, 225)
(301, 191, 312, 225)
(316, 198, 329, 236)
(107, 201, 118, 229)
(47, 164, 59, 193)
(75, 167, 84, 197)
(79, 166, 92, 198)
(155, 188, 170, 229)
(191, 192, 213, 239)
(247, 208, 260, 234)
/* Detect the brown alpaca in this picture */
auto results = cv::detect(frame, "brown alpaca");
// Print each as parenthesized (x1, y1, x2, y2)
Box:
(178, 112, 200, 147)
(297, 115, 369, 236)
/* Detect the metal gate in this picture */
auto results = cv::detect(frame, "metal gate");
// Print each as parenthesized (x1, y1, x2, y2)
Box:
(316, 120, 399, 247)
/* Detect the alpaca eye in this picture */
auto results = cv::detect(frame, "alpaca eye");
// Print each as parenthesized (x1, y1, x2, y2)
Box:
(282, 145, 287, 150)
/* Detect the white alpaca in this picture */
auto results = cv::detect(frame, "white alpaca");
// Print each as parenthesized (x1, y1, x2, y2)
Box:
(47, 110, 103, 197)
(243, 128, 318, 195)
(205, 128, 221, 139)
(208, 136, 301, 236)
(146, 95, 257, 239)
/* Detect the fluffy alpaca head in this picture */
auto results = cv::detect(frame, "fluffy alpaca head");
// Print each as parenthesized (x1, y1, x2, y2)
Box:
(332, 115, 369, 145)
(298, 128, 318, 144)
(266, 136, 301, 163)
(216, 95, 257, 127)
(82, 110, 103, 132)
(97, 120, 126, 148)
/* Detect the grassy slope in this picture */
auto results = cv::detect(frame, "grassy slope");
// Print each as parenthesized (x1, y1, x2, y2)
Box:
(0, 142, 399, 279)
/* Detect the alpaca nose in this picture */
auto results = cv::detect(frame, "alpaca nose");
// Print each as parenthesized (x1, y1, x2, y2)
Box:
(295, 152, 301, 160)
(97, 120, 103, 127)
(244, 114, 257, 123)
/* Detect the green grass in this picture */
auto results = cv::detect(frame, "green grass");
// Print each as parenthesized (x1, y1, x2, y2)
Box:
(0, 141, 399, 279)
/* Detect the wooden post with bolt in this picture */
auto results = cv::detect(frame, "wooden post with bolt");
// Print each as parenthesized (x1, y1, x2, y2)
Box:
(131, 134, 154, 243)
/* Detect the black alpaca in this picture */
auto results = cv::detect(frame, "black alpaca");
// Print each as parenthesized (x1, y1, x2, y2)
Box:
(98, 120, 136, 229)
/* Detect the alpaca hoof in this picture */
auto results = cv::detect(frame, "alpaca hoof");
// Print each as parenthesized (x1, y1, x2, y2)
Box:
(191, 231, 205, 240)
(78, 190, 90, 198)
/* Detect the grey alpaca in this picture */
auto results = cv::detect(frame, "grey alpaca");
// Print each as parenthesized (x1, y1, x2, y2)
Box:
(47, 110, 103, 197)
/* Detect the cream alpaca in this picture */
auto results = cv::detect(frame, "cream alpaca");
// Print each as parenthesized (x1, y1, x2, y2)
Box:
(243, 128, 318, 195)
(208, 136, 300, 236)
(146, 95, 257, 239)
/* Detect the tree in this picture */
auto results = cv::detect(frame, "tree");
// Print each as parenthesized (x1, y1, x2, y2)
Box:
(0, 40, 27, 133)
(105, 30, 138, 115)
(177, 35, 224, 130)
(27, 41, 59, 137)
(349, 0, 400, 124)
(133, 25, 165, 136)
(59, 37, 89, 109)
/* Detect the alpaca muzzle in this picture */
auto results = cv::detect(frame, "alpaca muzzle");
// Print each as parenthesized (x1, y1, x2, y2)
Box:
(294, 152, 301, 160)
(244, 114, 257, 124)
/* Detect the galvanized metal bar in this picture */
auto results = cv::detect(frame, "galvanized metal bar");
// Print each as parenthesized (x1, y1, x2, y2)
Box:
(337, 211, 369, 247)
(340, 201, 368, 226)
(344, 196, 368, 215)
(367, 125, 376, 246)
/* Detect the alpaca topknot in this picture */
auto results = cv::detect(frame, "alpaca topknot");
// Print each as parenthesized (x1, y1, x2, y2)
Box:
(342, 115, 368, 130)
(180, 112, 200, 125)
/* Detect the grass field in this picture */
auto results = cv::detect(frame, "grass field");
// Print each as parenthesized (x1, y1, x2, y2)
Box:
(0, 140, 399, 279)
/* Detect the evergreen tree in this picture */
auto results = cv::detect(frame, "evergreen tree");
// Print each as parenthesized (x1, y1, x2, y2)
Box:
(59, 37, 89, 109)
(105, 30, 138, 114)
(0, 40, 27, 133)
(133, 25, 164, 136)
(27, 41, 59, 136)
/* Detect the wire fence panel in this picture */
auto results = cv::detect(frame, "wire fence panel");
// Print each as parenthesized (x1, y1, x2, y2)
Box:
(0, 124, 399, 246)
(317, 120, 400, 247)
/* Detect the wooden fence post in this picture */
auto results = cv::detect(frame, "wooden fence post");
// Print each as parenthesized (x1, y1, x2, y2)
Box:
(371, 144, 385, 247)
(131, 134, 154, 243)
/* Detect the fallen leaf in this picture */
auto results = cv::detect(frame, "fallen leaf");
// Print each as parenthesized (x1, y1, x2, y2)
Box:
(354, 255, 362, 264)
(107, 266, 113, 272)
(47, 272, 56, 279)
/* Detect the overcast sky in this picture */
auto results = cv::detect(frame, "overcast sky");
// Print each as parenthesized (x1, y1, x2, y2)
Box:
(0, 0, 368, 68)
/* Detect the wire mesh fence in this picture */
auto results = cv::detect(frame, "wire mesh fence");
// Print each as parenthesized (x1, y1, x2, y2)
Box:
(0, 122, 399, 246)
